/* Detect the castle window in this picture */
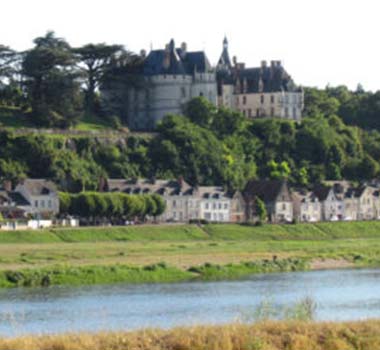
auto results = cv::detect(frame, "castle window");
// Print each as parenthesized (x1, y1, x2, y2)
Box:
(285, 108, 289, 118)
(248, 109, 252, 117)
(243, 96, 247, 105)
(293, 108, 297, 119)
(181, 87, 186, 98)
(199, 92, 204, 97)
(256, 109, 260, 117)
(271, 108, 275, 117)
(261, 95, 265, 104)
(270, 95, 275, 104)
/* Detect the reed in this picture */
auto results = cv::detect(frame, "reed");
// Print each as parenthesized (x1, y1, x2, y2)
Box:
(1, 320, 379, 350)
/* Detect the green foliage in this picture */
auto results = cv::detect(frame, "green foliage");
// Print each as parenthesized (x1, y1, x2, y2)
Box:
(22, 31, 82, 127)
(254, 197, 267, 222)
(60, 192, 164, 220)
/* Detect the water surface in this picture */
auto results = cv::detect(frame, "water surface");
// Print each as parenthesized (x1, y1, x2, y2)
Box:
(1, 268, 380, 336)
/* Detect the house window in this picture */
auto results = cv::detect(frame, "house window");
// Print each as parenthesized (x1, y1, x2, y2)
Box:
(41, 200, 45, 208)
(285, 108, 289, 118)
(248, 109, 252, 117)
(293, 108, 297, 119)
(243, 96, 247, 105)
(199, 92, 204, 97)
(205, 203, 209, 209)
(224, 203, 228, 209)
(213, 203, 216, 210)
(282, 203, 286, 210)
(260, 95, 265, 104)
(204, 212, 211, 220)
(218, 203, 222, 209)
(271, 108, 275, 117)
(173, 200, 177, 208)
(256, 109, 260, 117)
(181, 87, 186, 98)
(48, 200, 52, 208)
(35, 200, 38, 208)
(242, 110, 246, 116)
(270, 95, 275, 104)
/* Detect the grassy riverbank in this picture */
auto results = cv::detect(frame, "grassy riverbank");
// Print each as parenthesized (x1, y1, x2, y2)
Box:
(2, 320, 380, 349)
(0, 258, 308, 288)
(0, 222, 379, 287)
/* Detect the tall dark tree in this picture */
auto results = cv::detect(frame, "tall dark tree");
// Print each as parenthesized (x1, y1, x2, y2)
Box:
(73, 43, 124, 114)
(22, 31, 82, 127)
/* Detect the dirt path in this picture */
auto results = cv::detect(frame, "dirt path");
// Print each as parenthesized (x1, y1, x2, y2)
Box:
(310, 258, 354, 270)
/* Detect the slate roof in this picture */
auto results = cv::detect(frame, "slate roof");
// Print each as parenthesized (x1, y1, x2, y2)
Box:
(234, 65, 300, 93)
(18, 179, 57, 196)
(106, 179, 235, 199)
(312, 185, 332, 201)
(244, 180, 291, 203)
(143, 39, 213, 76)
(106, 178, 193, 196)
(7, 192, 30, 206)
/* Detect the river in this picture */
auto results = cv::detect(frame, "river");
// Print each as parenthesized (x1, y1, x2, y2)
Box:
(0, 268, 379, 336)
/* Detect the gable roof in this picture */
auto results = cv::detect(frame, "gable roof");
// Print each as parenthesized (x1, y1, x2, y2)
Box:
(244, 180, 291, 202)
(17, 179, 57, 196)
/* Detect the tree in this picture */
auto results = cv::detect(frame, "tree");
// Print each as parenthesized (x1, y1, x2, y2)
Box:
(22, 31, 82, 127)
(184, 97, 216, 128)
(58, 192, 71, 215)
(151, 194, 166, 217)
(73, 43, 124, 114)
(254, 196, 267, 222)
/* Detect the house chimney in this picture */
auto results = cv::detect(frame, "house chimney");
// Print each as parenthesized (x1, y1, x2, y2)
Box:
(178, 176, 184, 188)
(3, 180, 12, 192)
(98, 177, 107, 192)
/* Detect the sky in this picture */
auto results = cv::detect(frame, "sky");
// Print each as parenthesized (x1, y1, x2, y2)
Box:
(1, 0, 380, 91)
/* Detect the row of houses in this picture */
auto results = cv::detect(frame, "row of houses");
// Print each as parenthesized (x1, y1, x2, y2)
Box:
(102, 178, 380, 224)
(245, 180, 380, 223)
(2, 178, 380, 226)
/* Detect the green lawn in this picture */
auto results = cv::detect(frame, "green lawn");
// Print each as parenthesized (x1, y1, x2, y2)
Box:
(0, 222, 380, 287)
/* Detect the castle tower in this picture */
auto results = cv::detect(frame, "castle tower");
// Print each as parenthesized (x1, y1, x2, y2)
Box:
(217, 36, 232, 70)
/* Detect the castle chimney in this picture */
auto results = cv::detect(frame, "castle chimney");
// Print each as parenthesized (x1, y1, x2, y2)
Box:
(271, 60, 276, 68)
(180, 42, 187, 57)
(163, 43, 170, 69)
(140, 49, 147, 58)
(233, 56, 237, 66)
(261, 60, 267, 68)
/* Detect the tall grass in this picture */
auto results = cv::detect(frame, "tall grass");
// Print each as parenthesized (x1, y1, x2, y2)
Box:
(1, 320, 380, 349)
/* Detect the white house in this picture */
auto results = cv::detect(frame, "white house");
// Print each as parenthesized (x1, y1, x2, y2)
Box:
(14, 179, 59, 217)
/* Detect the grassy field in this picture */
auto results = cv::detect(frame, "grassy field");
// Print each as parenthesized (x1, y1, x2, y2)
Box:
(0, 222, 379, 287)
(2, 320, 380, 349)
